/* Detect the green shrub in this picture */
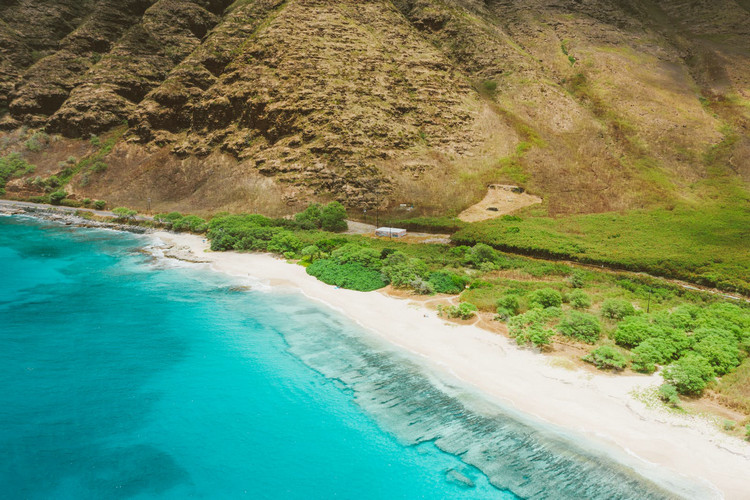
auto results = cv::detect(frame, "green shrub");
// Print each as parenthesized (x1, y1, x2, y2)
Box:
(613, 316, 654, 348)
(81, 198, 91, 206)
(112, 207, 137, 220)
(320, 201, 347, 232)
(267, 232, 303, 255)
(301, 245, 321, 262)
(568, 289, 591, 309)
(495, 295, 520, 319)
(507, 309, 556, 348)
(583, 345, 628, 370)
(428, 271, 467, 294)
(662, 353, 715, 396)
(381, 251, 428, 287)
(294, 203, 323, 229)
(49, 189, 67, 205)
(601, 299, 636, 320)
(746, 424, 750, 441)
(631, 337, 677, 373)
(331, 243, 381, 268)
(306, 259, 387, 291)
(410, 278, 435, 295)
(658, 384, 681, 407)
(90, 160, 107, 173)
(569, 270, 586, 288)
(467, 243, 497, 267)
(439, 302, 478, 320)
(528, 288, 563, 309)
(723, 420, 736, 431)
(44, 175, 61, 190)
(0, 153, 36, 189)
(94, 200, 106, 210)
(692, 333, 740, 376)
(557, 311, 601, 343)
(172, 215, 208, 233)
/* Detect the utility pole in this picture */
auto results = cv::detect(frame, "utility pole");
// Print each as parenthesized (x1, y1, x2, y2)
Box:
(647, 288, 652, 313)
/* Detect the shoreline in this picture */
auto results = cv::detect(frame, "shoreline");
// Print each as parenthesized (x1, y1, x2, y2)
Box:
(151, 231, 749, 499)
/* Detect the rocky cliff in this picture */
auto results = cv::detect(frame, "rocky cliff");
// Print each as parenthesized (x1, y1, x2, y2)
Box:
(0, 0, 748, 215)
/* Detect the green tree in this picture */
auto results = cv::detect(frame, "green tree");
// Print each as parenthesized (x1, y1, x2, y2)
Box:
(662, 353, 715, 396)
(320, 201, 348, 232)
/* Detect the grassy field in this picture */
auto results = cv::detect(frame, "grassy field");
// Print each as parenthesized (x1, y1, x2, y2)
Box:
(452, 202, 750, 295)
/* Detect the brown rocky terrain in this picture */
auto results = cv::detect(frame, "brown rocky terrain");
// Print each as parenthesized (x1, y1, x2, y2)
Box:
(0, 0, 748, 215)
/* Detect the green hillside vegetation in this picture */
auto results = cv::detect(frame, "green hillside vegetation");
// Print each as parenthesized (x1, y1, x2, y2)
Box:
(452, 202, 750, 295)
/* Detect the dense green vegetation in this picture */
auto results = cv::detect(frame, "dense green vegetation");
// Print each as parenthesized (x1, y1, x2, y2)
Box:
(306, 259, 387, 292)
(451, 204, 750, 295)
(121, 201, 749, 412)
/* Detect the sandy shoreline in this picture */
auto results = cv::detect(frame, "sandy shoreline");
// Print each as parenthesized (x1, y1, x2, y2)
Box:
(152, 230, 749, 499)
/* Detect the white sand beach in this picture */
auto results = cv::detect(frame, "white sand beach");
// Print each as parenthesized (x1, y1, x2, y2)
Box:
(153, 231, 750, 499)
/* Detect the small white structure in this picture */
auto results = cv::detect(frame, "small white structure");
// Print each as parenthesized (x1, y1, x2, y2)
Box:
(375, 227, 407, 238)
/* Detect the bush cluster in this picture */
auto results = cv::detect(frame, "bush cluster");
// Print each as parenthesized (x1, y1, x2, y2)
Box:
(507, 309, 559, 348)
(600, 299, 636, 320)
(439, 302, 478, 320)
(428, 271, 468, 294)
(609, 303, 749, 394)
(155, 212, 208, 233)
(528, 288, 563, 309)
(294, 202, 348, 232)
(583, 345, 628, 370)
(557, 311, 601, 343)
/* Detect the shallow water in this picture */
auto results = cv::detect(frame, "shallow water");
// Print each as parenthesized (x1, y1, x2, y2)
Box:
(0, 217, 682, 499)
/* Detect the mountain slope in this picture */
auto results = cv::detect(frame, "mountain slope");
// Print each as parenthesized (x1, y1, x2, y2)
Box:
(0, 0, 748, 216)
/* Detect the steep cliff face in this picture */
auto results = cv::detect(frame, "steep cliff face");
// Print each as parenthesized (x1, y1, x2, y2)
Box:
(0, 0, 748, 215)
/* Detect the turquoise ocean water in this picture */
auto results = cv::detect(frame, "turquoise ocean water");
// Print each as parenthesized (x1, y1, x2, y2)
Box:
(0, 217, 684, 499)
